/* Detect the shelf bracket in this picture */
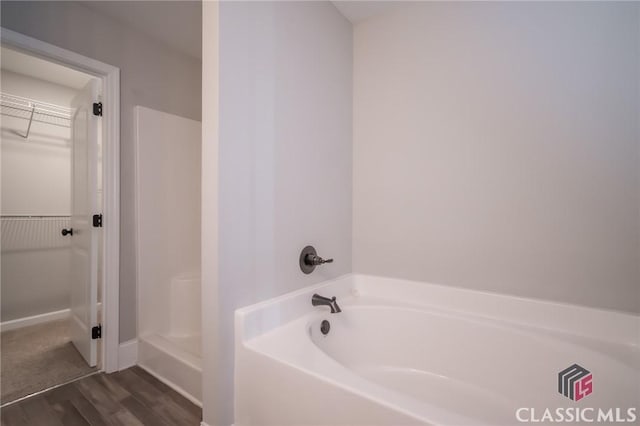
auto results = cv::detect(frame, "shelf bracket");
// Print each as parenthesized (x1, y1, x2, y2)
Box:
(18, 104, 36, 139)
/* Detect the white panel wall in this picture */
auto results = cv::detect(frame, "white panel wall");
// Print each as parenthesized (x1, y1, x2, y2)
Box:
(205, 2, 352, 424)
(353, 2, 640, 314)
(135, 106, 201, 339)
(1, 71, 78, 321)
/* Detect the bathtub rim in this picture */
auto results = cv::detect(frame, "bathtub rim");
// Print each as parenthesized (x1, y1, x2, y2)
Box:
(236, 273, 639, 348)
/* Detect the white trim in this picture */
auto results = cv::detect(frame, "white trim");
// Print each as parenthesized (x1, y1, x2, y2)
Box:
(202, 2, 220, 425)
(1, 302, 103, 333)
(133, 106, 142, 355)
(0, 309, 70, 332)
(1, 27, 121, 373)
(118, 339, 139, 370)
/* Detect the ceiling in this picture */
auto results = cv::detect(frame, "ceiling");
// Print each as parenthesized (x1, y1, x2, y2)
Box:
(1, 46, 93, 89)
(331, 1, 407, 24)
(3, 1, 401, 69)
(81, 1, 202, 60)
(73, 2, 398, 59)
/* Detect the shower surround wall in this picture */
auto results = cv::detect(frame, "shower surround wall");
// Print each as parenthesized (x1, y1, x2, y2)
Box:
(203, 2, 353, 424)
(135, 106, 201, 403)
(352, 2, 640, 314)
(1, 71, 77, 324)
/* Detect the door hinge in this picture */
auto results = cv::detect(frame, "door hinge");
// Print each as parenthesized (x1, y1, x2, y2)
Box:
(93, 214, 103, 228)
(93, 102, 103, 116)
(92, 324, 102, 339)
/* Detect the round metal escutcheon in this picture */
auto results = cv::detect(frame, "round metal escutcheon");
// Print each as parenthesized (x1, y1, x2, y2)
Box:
(299, 245, 317, 274)
(320, 319, 330, 335)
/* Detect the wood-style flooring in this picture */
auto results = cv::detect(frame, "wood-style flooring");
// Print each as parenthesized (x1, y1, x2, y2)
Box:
(0, 366, 202, 426)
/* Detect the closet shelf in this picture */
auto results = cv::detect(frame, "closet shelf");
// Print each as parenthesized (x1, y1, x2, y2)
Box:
(1, 93, 72, 137)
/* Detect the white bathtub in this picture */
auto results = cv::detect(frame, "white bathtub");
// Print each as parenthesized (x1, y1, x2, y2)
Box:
(235, 274, 639, 425)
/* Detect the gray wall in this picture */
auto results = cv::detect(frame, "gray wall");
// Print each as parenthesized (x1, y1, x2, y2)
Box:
(206, 2, 352, 424)
(1, 1, 202, 341)
(353, 2, 640, 314)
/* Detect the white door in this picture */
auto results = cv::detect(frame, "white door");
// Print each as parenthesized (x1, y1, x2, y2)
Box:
(69, 79, 100, 367)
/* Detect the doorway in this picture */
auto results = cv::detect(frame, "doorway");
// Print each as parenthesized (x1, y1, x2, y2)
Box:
(0, 46, 101, 403)
(0, 28, 121, 405)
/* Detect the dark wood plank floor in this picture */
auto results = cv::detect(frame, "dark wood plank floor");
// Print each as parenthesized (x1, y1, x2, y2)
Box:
(0, 366, 202, 426)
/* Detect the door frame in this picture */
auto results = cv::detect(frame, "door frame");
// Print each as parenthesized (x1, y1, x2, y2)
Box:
(1, 27, 121, 373)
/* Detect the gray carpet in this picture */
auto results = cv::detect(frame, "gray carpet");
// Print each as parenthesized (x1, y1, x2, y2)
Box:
(1, 319, 97, 404)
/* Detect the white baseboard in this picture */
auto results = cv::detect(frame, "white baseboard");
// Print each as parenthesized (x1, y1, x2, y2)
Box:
(0, 309, 70, 332)
(118, 339, 138, 370)
(1, 302, 104, 334)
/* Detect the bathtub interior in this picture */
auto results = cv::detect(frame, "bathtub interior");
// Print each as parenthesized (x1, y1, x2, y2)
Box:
(308, 307, 519, 424)
(309, 304, 639, 424)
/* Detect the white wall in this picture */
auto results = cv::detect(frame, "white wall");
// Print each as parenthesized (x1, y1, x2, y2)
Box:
(1, 71, 77, 321)
(135, 106, 201, 339)
(203, 2, 352, 424)
(1, 1, 202, 341)
(353, 2, 640, 314)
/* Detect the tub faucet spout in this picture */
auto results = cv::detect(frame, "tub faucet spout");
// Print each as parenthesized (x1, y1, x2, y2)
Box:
(312, 293, 341, 313)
